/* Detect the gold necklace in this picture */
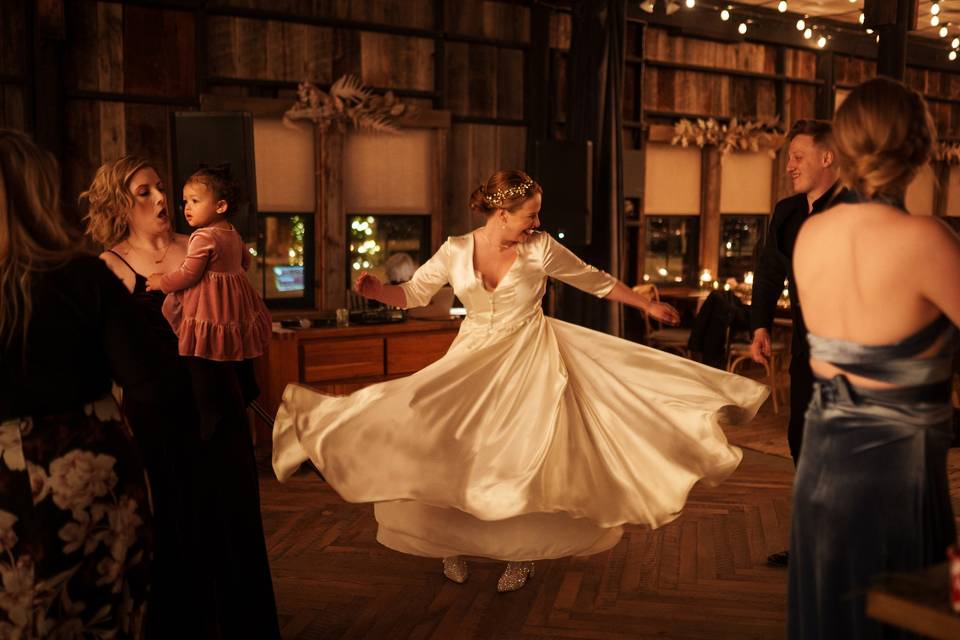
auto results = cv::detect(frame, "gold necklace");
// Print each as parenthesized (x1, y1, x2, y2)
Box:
(128, 236, 173, 264)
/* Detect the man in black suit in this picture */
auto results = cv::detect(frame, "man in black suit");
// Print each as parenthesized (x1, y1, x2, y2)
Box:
(749, 120, 844, 567)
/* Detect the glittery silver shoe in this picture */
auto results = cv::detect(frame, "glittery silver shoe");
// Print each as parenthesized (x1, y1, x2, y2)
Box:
(496, 561, 535, 592)
(442, 556, 469, 584)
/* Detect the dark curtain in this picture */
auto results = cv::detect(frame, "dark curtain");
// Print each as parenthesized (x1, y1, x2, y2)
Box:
(552, 0, 626, 335)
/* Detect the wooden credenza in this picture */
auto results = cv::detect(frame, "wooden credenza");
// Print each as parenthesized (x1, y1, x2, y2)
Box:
(253, 318, 462, 432)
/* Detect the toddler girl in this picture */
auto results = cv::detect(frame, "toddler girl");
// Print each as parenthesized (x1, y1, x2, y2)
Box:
(147, 165, 271, 436)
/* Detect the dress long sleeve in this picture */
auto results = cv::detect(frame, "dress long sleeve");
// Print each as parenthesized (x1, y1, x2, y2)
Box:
(540, 233, 617, 298)
(399, 240, 451, 308)
(159, 230, 215, 293)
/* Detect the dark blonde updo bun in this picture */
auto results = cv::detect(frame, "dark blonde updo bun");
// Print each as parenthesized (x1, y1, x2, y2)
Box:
(833, 77, 936, 201)
(468, 169, 542, 216)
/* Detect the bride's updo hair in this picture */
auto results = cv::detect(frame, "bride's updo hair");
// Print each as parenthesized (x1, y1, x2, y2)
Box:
(833, 77, 936, 200)
(469, 169, 542, 216)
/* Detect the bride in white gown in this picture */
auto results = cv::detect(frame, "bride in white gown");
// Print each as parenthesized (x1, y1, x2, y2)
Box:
(273, 170, 769, 592)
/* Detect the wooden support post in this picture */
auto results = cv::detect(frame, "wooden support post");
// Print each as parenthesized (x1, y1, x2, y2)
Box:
(700, 147, 721, 278)
(867, 0, 917, 80)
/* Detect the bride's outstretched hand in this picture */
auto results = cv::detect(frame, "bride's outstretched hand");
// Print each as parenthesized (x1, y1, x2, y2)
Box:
(648, 301, 681, 326)
(354, 272, 383, 300)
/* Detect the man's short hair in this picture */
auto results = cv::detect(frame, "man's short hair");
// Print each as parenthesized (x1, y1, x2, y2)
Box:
(787, 119, 833, 149)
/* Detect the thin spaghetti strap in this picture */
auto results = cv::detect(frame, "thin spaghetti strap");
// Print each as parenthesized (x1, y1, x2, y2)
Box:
(106, 249, 140, 277)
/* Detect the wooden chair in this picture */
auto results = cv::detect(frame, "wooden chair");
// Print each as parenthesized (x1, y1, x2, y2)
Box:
(632, 284, 692, 357)
(725, 323, 790, 414)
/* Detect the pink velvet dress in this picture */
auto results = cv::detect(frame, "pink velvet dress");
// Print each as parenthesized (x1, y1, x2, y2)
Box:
(160, 225, 272, 361)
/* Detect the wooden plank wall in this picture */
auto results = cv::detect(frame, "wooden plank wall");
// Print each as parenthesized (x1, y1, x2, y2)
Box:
(7, 1, 960, 310)
(0, 1, 28, 131)
(28, 0, 532, 243)
(61, 1, 197, 209)
(836, 54, 960, 137)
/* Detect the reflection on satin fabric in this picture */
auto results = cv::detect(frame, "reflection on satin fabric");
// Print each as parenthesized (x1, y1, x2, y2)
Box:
(273, 232, 768, 561)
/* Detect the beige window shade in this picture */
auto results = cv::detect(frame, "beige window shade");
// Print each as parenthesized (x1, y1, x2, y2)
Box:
(946, 165, 960, 217)
(905, 164, 936, 216)
(643, 144, 701, 215)
(720, 152, 773, 214)
(343, 130, 433, 213)
(253, 119, 315, 213)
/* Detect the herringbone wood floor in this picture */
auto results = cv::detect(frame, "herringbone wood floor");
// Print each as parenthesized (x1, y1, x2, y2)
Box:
(260, 405, 801, 639)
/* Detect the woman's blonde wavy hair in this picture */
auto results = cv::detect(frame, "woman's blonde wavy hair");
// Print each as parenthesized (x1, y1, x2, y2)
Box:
(0, 129, 84, 348)
(80, 155, 154, 247)
(833, 77, 937, 201)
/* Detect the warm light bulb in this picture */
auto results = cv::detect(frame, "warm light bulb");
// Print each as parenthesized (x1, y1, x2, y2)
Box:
(951, 50, 958, 61)
(685, 0, 695, 7)
(778, 0, 788, 12)
(952, 36, 960, 48)
(940, 25, 949, 37)
(858, 12, 865, 24)
(817, 35, 827, 48)
(738, 22, 747, 34)
(932, 15, 941, 26)
(866, 28, 874, 34)
(804, 27, 813, 39)
(796, 18, 805, 30)
(720, 8, 730, 20)
(932, 2, 941, 16)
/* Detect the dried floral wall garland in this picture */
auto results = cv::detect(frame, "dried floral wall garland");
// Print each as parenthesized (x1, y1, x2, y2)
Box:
(670, 117, 785, 157)
(284, 75, 413, 133)
(936, 141, 960, 164)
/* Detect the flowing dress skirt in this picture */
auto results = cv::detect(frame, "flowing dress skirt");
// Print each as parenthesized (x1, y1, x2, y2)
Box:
(274, 315, 769, 560)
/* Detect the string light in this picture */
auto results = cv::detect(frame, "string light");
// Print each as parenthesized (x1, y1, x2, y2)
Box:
(866, 28, 874, 34)
(951, 50, 958, 61)
(738, 21, 748, 34)
(932, 2, 941, 16)
(817, 35, 827, 48)
(720, 8, 730, 21)
(685, 0, 695, 8)
(796, 18, 805, 31)
(778, 1, 788, 12)
(932, 15, 941, 27)
(858, 12, 865, 24)
(952, 36, 960, 48)
(940, 25, 949, 37)
(804, 27, 813, 39)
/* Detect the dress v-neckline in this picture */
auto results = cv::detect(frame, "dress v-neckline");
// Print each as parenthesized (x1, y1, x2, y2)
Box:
(471, 232, 519, 293)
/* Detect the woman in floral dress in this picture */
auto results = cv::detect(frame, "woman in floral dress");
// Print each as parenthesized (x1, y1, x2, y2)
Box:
(0, 129, 174, 637)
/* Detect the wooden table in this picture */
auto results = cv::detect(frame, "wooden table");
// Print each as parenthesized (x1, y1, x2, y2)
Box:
(252, 317, 462, 443)
(866, 563, 960, 639)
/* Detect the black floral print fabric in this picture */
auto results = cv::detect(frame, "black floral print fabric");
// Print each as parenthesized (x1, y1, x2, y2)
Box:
(0, 395, 152, 639)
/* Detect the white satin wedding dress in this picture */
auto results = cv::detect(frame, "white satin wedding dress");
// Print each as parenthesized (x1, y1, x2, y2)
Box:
(273, 232, 768, 560)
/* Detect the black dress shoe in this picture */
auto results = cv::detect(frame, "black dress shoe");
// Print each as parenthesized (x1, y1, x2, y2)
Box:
(766, 550, 789, 567)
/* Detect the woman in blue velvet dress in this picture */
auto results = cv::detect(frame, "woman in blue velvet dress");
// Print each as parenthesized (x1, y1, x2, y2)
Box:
(790, 77, 960, 638)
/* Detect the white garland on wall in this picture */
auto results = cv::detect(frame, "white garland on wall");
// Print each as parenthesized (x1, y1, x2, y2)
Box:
(283, 75, 413, 133)
(670, 117, 785, 157)
(936, 141, 960, 164)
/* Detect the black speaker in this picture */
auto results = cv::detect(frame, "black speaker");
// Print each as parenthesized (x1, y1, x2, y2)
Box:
(170, 112, 258, 242)
(533, 140, 593, 245)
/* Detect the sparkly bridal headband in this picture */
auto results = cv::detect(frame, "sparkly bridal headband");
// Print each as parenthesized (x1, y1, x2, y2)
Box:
(481, 178, 535, 207)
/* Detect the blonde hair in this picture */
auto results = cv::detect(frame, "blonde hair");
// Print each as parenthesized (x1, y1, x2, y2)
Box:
(469, 169, 543, 216)
(833, 77, 936, 201)
(0, 129, 83, 348)
(80, 155, 154, 246)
